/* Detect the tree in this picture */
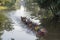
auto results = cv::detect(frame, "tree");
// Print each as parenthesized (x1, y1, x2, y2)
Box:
(35, 0, 60, 21)
(25, 0, 40, 17)
(0, 0, 16, 9)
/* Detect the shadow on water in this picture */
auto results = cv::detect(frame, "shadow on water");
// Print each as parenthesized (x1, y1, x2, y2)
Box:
(39, 18, 60, 40)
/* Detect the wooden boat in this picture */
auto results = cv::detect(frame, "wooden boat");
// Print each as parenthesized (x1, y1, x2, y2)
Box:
(21, 16, 47, 37)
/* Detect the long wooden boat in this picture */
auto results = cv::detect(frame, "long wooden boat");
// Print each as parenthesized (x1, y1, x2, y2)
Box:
(21, 16, 47, 37)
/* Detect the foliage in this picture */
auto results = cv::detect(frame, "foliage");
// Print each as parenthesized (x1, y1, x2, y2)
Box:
(0, 0, 16, 9)
(25, 0, 40, 17)
(0, 6, 8, 10)
(0, 13, 13, 31)
(35, 0, 60, 16)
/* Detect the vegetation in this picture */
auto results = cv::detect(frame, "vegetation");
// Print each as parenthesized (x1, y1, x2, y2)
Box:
(0, 6, 8, 10)
(0, 13, 14, 40)
(25, 0, 40, 16)
(35, 0, 60, 20)
(0, 0, 16, 10)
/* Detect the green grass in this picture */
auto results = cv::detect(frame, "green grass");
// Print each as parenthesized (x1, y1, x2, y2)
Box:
(0, 6, 8, 10)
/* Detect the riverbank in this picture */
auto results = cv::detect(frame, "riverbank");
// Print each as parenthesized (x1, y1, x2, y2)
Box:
(0, 6, 8, 10)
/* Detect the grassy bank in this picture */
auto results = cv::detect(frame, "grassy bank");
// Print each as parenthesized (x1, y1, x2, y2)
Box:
(0, 6, 8, 10)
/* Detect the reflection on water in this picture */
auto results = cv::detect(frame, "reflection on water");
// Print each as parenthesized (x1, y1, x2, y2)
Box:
(0, 15, 13, 40)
